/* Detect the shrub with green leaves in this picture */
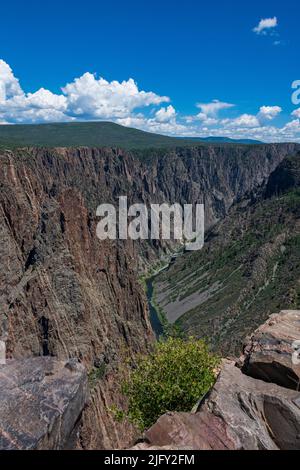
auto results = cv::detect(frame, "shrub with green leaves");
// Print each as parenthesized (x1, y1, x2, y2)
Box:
(121, 337, 220, 431)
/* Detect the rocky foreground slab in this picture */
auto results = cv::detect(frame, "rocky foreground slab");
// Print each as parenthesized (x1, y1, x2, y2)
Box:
(201, 360, 300, 449)
(0, 357, 88, 450)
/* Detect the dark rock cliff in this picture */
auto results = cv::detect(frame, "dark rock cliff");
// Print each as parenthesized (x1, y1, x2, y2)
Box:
(0, 143, 298, 448)
(266, 152, 300, 197)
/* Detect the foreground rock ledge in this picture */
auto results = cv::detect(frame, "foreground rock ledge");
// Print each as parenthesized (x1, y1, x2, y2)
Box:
(242, 310, 300, 390)
(202, 360, 300, 450)
(0, 357, 88, 450)
(131, 410, 238, 450)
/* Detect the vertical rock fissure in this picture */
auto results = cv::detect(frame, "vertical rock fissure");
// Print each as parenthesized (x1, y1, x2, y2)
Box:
(39, 316, 50, 356)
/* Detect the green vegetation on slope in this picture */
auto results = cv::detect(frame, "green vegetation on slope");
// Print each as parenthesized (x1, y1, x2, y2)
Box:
(0, 121, 197, 149)
(88, 363, 107, 389)
(0, 121, 262, 150)
(117, 337, 219, 431)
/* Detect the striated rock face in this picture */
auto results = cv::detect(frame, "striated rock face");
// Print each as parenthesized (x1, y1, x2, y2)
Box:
(242, 310, 300, 390)
(0, 357, 88, 450)
(0, 144, 298, 448)
(0, 147, 154, 449)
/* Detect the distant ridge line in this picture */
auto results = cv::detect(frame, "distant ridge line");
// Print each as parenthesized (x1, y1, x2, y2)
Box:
(0, 121, 265, 149)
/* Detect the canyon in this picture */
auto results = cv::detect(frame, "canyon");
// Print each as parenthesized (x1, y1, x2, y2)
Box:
(153, 151, 300, 355)
(0, 142, 299, 449)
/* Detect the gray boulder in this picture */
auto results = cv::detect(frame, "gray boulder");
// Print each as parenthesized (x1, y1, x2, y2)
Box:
(137, 410, 238, 450)
(0, 357, 88, 449)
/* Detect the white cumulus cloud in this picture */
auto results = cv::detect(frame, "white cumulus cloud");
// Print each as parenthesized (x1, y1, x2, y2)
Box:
(62, 72, 169, 119)
(221, 105, 281, 129)
(0, 59, 170, 124)
(116, 115, 192, 137)
(258, 105, 282, 121)
(1, 59, 300, 143)
(155, 105, 176, 123)
(222, 114, 260, 128)
(292, 108, 300, 118)
(0, 60, 23, 102)
(196, 99, 234, 117)
(253, 17, 278, 35)
(185, 100, 234, 126)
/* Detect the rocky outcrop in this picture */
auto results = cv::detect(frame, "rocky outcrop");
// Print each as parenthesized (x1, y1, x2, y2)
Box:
(132, 410, 238, 450)
(242, 310, 300, 390)
(201, 360, 300, 450)
(134, 360, 300, 451)
(132, 311, 300, 451)
(0, 357, 88, 450)
(0, 144, 298, 449)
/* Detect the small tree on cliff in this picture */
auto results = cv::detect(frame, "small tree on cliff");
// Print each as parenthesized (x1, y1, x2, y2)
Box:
(120, 337, 220, 431)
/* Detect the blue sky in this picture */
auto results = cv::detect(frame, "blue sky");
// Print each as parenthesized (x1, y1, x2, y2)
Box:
(0, 0, 300, 141)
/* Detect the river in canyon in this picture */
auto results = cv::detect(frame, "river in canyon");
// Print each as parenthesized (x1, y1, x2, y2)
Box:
(146, 275, 164, 338)
(145, 250, 185, 338)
